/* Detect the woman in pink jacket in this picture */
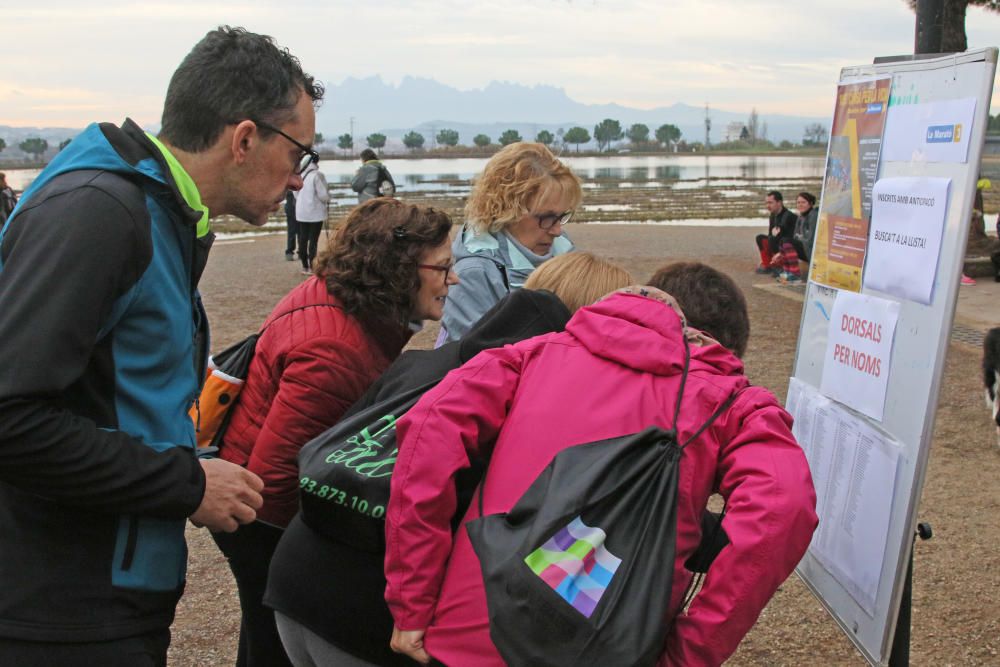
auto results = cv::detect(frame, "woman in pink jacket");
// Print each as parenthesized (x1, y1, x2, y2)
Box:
(384, 262, 817, 666)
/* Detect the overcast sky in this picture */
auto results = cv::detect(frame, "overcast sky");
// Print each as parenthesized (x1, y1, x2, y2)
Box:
(3, 0, 1000, 128)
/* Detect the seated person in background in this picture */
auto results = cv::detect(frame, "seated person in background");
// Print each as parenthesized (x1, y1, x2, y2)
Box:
(385, 262, 817, 667)
(265, 251, 633, 667)
(776, 191, 818, 284)
(440, 142, 581, 344)
(754, 190, 798, 275)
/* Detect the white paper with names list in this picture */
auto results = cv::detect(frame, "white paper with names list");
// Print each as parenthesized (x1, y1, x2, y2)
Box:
(786, 378, 900, 616)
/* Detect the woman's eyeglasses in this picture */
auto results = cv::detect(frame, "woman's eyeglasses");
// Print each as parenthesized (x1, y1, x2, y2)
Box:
(418, 262, 456, 284)
(533, 210, 574, 230)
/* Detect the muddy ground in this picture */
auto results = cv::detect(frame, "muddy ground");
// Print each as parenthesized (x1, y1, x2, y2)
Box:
(170, 224, 999, 666)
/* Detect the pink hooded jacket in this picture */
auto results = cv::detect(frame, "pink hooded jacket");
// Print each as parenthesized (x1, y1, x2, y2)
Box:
(385, 293, 817, 666)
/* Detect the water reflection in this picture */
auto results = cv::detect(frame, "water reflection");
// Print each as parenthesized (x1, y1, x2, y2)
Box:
(2, 155, 826, 193)
(654, 166, 682, 179)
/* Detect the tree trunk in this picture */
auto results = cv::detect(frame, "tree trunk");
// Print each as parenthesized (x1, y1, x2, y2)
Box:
(941, 0, 969, 52)
(915, 0, 944, 53)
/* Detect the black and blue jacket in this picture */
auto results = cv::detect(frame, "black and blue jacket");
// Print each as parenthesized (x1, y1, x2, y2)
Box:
(0, 119, 211, 641)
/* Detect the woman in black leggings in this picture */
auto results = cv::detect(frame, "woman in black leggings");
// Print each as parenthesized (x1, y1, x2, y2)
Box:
(295, 161, 329, 275)
(297, 221, 323, 274)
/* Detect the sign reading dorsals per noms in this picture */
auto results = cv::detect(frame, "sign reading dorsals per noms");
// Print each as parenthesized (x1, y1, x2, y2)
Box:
(820, 291, 900, 421)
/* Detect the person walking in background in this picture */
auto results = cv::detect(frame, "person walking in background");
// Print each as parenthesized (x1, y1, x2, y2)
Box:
(213, 199, 456, 667)
(284, 190, 298, 261)
(352, 148, 395, 203)
(754, 190, 797, 275)
(440, 141, 581, 343)
(0, 26, 324, 666)
(776, 191, 818, 284)
(384, 264, 816, 666)
(264, 251, 632, 667)
(295, 159, 329, 275)
(0, 173, 17, 225)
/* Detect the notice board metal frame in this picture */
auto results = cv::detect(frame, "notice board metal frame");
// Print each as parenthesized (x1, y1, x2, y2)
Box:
(790, 48, 997, 666)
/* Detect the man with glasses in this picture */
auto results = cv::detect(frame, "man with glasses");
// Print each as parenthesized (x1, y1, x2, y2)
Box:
(0, 26, 322, 665)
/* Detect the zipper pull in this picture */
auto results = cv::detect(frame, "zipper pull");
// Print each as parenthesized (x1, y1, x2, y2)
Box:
(194, 396, 201, 433)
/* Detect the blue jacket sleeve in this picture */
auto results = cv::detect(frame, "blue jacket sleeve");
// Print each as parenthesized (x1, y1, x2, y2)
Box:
(0, 177, 205, 518)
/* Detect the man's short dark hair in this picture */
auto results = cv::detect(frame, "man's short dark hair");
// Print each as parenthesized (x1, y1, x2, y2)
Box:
(766, 190, 783, 202)
(360, 149, 377, 162)
(160, 26, 324, 152)
(647, 262, 750, 358)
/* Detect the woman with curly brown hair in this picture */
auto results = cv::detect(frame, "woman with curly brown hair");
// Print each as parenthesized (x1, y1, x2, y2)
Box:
(439, 141, 583, 343)
(212, 198, 457, 667)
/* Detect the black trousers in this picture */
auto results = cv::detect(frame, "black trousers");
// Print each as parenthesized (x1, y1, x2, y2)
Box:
(755, 233, 780, 255)
(790, 238, 810, 262)
(212, 522, 292, 667)
(286, 217, 299, 255)
(0, 628, 170, 667)
(297, 222, 323, 270)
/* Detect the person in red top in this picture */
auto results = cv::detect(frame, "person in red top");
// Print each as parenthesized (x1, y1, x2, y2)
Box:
(214, 198, 457, 667)
(385, 263, 817, 667)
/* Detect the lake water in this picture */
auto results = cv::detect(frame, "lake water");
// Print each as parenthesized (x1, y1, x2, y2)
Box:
(3, 154, 825, 194)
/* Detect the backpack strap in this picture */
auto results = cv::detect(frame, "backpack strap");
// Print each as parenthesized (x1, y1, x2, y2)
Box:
(664, 313, 741, 452)
(679, 391, 739, 451)
(454, 254, 511, 293)
(259, 302, 341, 335)
(669, 335, 692, 435)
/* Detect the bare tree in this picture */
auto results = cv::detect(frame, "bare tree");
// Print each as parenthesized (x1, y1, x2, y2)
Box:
(747, 109, 760, 145)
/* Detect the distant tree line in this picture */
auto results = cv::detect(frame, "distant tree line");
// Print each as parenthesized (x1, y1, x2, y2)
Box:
(373, 118, 688, 154)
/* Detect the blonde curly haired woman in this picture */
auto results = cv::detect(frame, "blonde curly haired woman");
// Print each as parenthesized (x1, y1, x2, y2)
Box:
(439, 142, 583, 343)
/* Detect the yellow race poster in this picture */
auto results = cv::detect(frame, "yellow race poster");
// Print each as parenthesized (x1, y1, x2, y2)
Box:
(811, 78, 891, 291)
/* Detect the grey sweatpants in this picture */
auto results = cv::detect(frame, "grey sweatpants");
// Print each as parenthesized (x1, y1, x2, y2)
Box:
(274, 611, 380, 667)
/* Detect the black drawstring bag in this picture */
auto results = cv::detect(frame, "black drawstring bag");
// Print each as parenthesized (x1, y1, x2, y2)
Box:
(296, 381, 436, 553)
(466, 338, 735, 667)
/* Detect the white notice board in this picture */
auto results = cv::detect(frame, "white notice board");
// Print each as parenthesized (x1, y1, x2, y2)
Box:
(789, 48, 997, 666)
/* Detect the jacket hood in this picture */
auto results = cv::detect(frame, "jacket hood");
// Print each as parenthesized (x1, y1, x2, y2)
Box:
(458, 289, 571, 363)
(17, 119, 201, 229)
(566, 293, 745, 378)
(451, 226, 496, 264)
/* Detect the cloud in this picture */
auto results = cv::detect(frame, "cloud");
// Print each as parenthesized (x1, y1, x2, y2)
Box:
(1, 0, 998, 127)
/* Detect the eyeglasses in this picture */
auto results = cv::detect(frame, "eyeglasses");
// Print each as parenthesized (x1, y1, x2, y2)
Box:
(532, 210, 574, 230)
(249, 118, 320, 175)
(418, 262, 456, 284)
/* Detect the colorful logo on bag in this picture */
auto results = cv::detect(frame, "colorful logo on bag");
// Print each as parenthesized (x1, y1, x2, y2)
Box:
(524, 516, 622, 618)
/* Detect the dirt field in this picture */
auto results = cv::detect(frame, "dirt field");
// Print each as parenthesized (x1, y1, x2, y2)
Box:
(170, 224, 1000, 666)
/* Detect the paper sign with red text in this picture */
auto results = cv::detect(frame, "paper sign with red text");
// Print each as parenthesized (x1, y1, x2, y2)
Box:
(820, 291, 900, 421)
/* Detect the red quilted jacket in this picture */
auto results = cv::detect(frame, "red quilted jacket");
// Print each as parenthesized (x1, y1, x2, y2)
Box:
(220, 276, 409, 527)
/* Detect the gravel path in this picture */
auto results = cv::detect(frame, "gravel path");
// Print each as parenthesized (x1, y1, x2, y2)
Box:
(170, 225, 1000, 666)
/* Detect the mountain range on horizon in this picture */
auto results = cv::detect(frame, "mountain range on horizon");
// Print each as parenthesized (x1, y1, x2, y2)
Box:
(321, 76, 825, 147)
(0, 76, 828, 158)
